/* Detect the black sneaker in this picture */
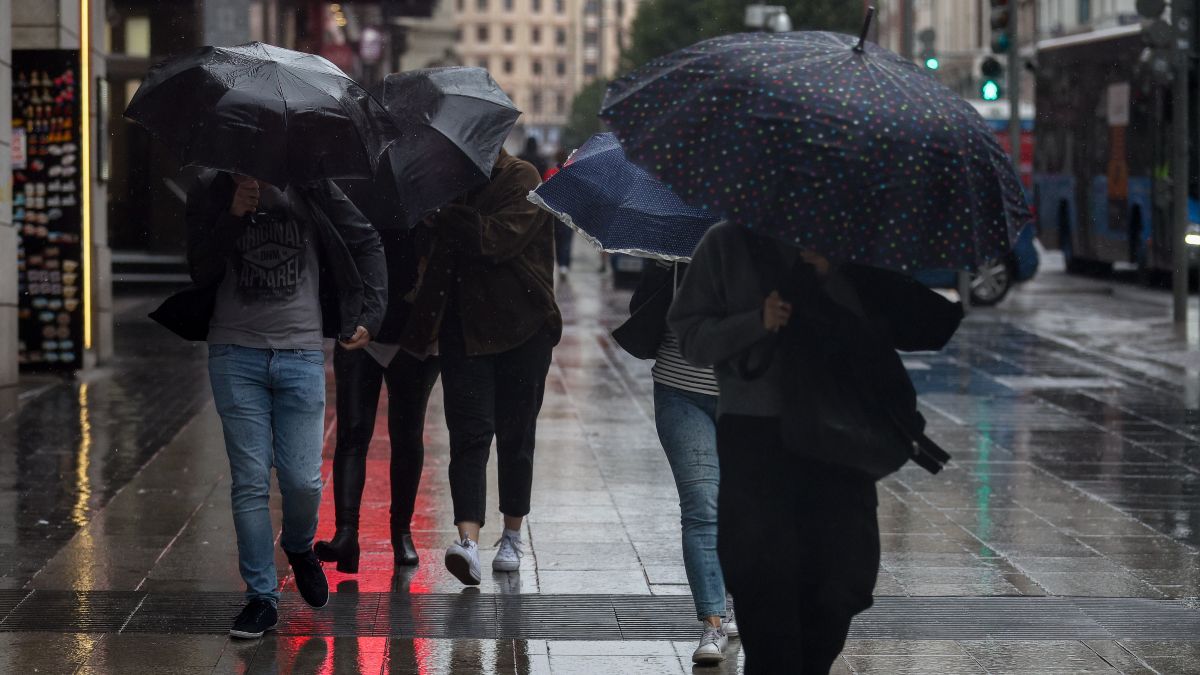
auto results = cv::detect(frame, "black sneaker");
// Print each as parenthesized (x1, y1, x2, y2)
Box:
(230, 598, 278, 639)
(286, 548, 329, 608)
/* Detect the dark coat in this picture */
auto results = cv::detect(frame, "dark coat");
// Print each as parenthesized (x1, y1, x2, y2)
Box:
(774, 261, 960, 476)
(149, 170, 387, 342)
(400, 150, 562, 356)
(374, 227, 428, 344)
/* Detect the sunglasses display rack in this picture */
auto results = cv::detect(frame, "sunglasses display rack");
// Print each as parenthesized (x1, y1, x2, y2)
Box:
(12, 50, 84, 370)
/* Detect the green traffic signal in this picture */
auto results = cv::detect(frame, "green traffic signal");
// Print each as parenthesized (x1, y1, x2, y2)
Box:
(924, 57, 940, 70)
(981, 79, 1001, 101)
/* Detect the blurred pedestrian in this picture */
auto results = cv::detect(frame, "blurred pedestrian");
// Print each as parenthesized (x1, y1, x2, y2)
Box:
(614, 260, 736, 665)
(543, 149, 574, 278)
(401, 149, 561, 586)
(178, 170, 386, 639)
(669, 223, 880, 674)
(315, 227, 440, 572)
(518, 136, 549, 176)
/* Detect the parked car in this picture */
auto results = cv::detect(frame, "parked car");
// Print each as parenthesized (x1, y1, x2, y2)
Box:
(913, 224, 1040, 306)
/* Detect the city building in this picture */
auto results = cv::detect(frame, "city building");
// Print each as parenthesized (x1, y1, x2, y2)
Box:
(452, 0, 638, 150)
(1037, 0, 1140, 39)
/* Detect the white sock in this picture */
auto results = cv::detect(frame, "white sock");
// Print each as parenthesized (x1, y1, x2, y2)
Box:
(503, 527, 522, 541)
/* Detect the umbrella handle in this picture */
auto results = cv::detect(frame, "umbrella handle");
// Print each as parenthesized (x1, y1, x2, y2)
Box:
(854, 6, 876, 53)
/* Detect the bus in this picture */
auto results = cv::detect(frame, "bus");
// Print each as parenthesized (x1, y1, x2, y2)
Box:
(1033, 24, 1199, 277)
(969, 99, 1034, 191)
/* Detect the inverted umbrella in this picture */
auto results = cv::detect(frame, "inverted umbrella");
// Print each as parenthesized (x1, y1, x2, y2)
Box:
(528, 133, 720, 261)
(600, 26, 1032, 272)
(124, 42, 396, 188)
(340, 67, 521, 229)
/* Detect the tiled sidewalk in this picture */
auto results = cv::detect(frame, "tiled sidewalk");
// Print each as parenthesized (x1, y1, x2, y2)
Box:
(2, 255, 1199, 673)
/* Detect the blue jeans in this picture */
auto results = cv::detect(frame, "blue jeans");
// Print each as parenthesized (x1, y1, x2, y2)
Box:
(653, 382, 727, 621)
(208, 344, 327, 603)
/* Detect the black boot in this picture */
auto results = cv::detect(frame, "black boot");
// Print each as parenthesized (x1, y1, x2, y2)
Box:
(314, 452, 365, 573)
(314, 527, 360, 573)
(393, 529, 419, 566)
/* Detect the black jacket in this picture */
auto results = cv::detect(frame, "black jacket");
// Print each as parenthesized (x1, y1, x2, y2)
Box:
(150, 171, 387, 342)
(774, 261, 960, 476)
(374, 227, 426, 343)
(612, 261, 686, 360)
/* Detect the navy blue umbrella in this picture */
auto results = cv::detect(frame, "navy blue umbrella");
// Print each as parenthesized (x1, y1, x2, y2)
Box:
(528, 133, 720, 261)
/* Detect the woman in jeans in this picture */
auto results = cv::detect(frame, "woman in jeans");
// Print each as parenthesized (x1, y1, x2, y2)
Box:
(617, 261, 736, 664)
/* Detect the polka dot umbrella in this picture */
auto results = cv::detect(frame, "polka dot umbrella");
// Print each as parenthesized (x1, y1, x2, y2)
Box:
(600, 21, 1032, 273)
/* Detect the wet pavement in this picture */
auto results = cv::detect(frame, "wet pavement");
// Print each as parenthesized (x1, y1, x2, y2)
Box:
(1, 251, 1199, 674)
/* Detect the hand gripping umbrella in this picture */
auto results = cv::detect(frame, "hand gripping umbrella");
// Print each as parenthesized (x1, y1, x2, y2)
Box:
(124, 42, 396, 188)
(528, 133, 720, 261)
(600, 15, 1032, 273)
(339, 67, 522, 229)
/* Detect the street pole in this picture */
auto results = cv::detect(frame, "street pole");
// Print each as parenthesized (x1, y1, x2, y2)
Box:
(1008, 0, 1021, 170)
(901, 0, 915, 59)
(1173, 1, 1190, 324)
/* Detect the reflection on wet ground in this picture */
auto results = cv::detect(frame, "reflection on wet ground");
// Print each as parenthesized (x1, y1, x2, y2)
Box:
(1, 253, 1199, 673)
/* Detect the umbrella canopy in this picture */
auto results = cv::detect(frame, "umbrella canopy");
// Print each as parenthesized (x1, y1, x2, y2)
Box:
(528, 133, 720, 261)
(340, 67, 522, 229)
(600, 30, 1032, 272)
(124, 42, 396, 188)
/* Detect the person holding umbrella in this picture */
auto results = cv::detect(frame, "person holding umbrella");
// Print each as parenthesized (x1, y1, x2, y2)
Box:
(401, 148, 561, 587)
(317, 67, 522, 572)
(603, 12, 1026, 672)
(529, 132, 734, 663)
(127, 43, 392, 639)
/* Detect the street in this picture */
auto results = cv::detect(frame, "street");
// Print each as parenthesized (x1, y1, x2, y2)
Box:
(1, 248, 1198, 674)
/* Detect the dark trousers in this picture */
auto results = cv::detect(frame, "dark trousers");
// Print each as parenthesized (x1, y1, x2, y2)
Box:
(554, 221, 574, 269)
(716, 414, 881, 675)
(439, 326, 555, 527)
(332, 345, 440, 532)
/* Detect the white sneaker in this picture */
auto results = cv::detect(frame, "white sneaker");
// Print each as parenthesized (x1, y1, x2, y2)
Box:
(723, 605, 738, 638)
(692, 625, 728, 664)
(444, 537, 481, 585)
(492, 531, 524, 572)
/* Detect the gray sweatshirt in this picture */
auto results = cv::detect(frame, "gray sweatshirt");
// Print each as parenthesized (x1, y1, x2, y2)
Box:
(668, 222, 796, 417)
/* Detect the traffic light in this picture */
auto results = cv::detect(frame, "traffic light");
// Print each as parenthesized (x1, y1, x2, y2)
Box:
(980, 56, 1004, 100)
(990, 0, 1012, 54)
(918, 29, 938, 70)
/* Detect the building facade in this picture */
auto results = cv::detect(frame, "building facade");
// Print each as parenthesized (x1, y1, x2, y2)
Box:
(2, 0, 112, 388)
(1037, 0, 1139, 39)
(452, 0, 637, 150)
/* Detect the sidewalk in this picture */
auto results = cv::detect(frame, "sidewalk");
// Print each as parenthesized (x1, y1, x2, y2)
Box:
(1, 251, 1199, 673)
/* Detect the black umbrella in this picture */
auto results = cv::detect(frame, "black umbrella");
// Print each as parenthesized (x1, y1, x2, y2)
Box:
(339, 67, 521, 229)
(600, 22, 1031, 273)
(124, 42, 396, 188)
